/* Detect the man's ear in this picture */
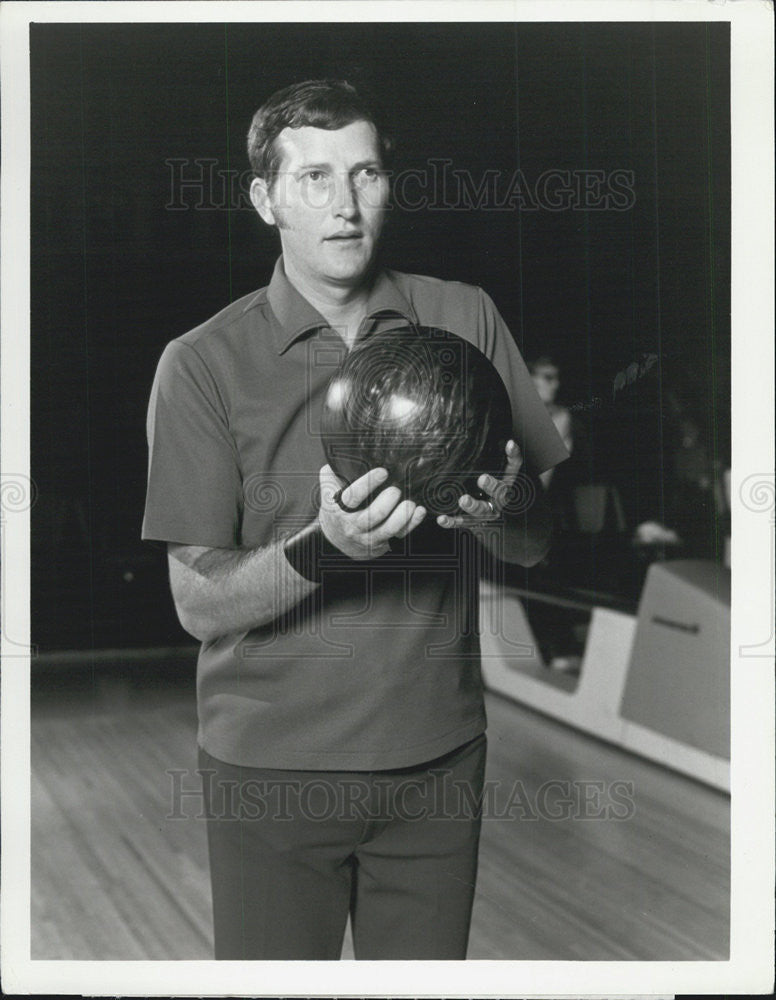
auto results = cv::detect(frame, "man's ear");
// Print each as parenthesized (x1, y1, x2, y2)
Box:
(250, 177, 276, 226)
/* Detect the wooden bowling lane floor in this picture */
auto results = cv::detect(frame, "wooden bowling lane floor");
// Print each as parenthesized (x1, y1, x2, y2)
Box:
(466, 691, 729, 960)
(30, 655, 729, 960)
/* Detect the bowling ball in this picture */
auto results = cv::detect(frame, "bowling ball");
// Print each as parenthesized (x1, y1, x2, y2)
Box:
(320, 326, 514, 516)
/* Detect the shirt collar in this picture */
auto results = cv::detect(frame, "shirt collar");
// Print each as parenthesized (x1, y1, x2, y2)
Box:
(261, 256, 418, 355)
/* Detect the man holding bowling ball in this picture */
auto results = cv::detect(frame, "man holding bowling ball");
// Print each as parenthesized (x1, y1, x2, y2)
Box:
(143, 79, 568, 960)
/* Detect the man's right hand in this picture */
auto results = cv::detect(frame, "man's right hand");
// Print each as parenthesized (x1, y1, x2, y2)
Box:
(318, 465, 426, 560)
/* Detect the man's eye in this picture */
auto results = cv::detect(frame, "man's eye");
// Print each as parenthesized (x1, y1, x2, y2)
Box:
(354, 167, 380, 186)
(305, 170, 325, 182)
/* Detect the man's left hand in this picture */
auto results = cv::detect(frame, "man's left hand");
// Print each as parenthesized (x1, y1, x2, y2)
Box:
(437, 439, 523, 529)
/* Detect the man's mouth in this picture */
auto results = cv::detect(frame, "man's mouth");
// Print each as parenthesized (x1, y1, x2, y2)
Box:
(325, 232, 363, 241)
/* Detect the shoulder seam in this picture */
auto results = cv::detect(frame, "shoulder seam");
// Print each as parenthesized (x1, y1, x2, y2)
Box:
(165, 338, 231, 425)
(177, 288, 269, 346)
(388, 269, 481, 293)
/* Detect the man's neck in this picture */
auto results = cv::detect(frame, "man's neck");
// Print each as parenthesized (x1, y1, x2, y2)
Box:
(284, 261, 373, 348)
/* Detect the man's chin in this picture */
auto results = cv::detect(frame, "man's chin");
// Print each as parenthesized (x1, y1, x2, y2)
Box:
(323, 258, 377, 286)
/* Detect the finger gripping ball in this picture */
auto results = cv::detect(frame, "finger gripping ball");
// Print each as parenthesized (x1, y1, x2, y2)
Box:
(320, 326, 514, 515)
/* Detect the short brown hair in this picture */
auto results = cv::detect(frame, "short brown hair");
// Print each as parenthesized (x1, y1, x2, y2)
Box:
(247, 79, 393, 187)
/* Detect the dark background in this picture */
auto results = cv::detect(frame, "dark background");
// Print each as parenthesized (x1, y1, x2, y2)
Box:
(30, 21, 730, 651)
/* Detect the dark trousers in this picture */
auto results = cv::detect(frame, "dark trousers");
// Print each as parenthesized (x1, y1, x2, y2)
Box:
(198, 733, 486, 960)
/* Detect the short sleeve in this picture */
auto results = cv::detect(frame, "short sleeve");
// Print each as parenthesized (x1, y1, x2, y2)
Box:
(476, 288, 570, 475)
(142, 339, 242, 548)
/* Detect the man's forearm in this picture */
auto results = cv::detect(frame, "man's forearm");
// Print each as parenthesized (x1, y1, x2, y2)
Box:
(168, 466, 427, 644)
(168, 535, 319, 642)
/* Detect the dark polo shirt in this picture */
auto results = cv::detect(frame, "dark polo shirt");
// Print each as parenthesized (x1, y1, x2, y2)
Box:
(143, 258, 568, 769)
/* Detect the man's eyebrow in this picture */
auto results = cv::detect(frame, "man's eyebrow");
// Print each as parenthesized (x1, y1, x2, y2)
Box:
(295, 162, 332, 172)
(294, 159, 383, 173)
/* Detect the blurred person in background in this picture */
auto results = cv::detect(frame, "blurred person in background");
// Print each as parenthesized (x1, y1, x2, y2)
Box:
(530, 356, 573, 491)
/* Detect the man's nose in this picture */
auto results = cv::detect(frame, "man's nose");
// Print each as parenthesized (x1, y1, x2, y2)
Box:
(332, 175, 359, 218)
